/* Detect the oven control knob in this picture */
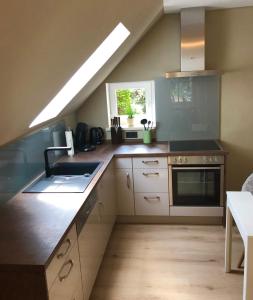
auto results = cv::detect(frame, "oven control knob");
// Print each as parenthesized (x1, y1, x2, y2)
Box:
(209, 157, 213, 162)
(184, 157, 188, 163)
(214, 156, 218, 162)
(174, 157, 177, 163)
(178, 157, 182, 163)
(203, 156, 207, 162)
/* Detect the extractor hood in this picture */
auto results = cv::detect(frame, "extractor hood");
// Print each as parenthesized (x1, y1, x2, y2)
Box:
(165, 7, 220, 78)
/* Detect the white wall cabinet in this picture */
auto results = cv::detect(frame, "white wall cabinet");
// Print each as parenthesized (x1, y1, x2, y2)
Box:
(115, 158, 135, 215)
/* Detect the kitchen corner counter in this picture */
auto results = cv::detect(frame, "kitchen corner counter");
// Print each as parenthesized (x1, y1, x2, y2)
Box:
(0, 141, 226, 269)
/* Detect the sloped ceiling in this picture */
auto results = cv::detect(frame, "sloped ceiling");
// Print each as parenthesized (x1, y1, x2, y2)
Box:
(163, 0, 253, 12)
(0, 0, 163, 145)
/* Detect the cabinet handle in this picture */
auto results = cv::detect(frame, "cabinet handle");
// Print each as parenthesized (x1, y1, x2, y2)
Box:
(126, 172, 130, 189)
(58, 259, 74, 282)
(142, 160, 159, 164)
(142, 172, 159, 176)
(57, 238, 71, 259)
(144, 196, 160, 201)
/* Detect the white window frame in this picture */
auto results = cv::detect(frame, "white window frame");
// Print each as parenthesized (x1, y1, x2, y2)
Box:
(106, 80, 156, 128)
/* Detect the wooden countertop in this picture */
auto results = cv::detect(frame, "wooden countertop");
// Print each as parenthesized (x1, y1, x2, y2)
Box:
(0, 142, 226, 269)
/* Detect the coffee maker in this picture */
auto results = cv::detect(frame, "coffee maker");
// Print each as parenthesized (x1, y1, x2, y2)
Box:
(90, 127, 104, 145)
(75, 122, 95, 152)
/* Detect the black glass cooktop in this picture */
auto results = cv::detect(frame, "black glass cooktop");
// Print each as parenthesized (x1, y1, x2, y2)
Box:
(170, 140, 220, 152)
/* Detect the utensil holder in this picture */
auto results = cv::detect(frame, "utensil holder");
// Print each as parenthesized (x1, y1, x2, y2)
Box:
(111, 127, 123, 144)
(143, 130, 151, 144)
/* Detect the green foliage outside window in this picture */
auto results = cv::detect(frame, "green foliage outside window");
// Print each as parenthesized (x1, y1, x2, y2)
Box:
(116, 88, 146, 118)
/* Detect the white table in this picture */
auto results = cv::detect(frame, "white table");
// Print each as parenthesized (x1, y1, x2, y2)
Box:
(225, 192, 253, 300)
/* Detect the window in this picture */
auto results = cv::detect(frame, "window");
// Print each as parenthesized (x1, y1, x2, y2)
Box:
(29, 22, 130, 128)
(106, 81, 155, 128)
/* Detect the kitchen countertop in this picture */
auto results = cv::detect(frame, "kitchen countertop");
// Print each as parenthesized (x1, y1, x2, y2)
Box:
(0, 142, 227, 269)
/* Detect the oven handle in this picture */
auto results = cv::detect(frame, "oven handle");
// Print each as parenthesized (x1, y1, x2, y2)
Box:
(172, 166, 221, 170)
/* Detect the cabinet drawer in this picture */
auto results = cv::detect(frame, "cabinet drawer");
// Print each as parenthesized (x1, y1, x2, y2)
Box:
(135, 193, 169, 216)
(114, 158, 132, 169)
(133, 157, 167, 169)
(46, 224, 77, 290)
(49, 241, 82, 300)
(133, 169, 168, 193)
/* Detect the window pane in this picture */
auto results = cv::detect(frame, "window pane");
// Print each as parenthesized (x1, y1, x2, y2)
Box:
(116, 88, 146, 117)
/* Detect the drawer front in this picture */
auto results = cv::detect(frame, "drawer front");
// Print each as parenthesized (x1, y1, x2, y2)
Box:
(135, 193, 169, 216)
(46, 224, 77, 290)
(133, 169, 168, 193)
(114, 158, 132, 169)
(49, 241, 82, 300)
(71, 279, 83, 300)
(133, 157, 167, 169)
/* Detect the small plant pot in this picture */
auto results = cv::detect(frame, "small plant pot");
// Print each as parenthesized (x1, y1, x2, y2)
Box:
(127, 117, 134, 127)
(143, 130, 151, 144)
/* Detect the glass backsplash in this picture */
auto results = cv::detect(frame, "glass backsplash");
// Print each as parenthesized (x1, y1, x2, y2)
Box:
(0, 121, 66, 204)
(155, 76, 220, 141)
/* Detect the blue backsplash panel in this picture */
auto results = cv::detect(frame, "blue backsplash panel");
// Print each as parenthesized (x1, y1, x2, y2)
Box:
(0, 121, 66, 204)
(155, 76, 220, 141)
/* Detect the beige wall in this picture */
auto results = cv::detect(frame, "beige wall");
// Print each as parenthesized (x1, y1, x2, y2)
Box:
(77, 14, 180, 127)
(77, 7, 253, 190)
(0, 0, 162, 146)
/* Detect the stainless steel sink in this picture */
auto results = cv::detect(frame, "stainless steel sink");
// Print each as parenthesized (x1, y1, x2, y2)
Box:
(23, 161, 102, 193)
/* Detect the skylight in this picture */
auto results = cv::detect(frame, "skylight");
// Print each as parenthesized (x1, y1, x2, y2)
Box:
(29, 23, 130, 128)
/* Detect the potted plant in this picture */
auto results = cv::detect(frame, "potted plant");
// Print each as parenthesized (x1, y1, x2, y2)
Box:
(126, 106, 135, 127)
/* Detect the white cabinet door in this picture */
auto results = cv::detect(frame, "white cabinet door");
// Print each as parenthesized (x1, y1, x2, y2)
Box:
(79, 162, 116, 300)
(133, 169, 168, 193)
(115, 168, 135, 215)
(96, 161, 116, 258)
(46, 224, 77, 291)
(48, 241, 83, 300)
(115, 158, 132, 169)
(78, 202, 101, 300)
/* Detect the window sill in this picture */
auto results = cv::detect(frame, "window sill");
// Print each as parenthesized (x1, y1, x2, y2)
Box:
(106, 126, 156, 131)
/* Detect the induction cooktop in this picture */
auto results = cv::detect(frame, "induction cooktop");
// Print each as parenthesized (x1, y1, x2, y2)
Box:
(169, 140, 220, 152)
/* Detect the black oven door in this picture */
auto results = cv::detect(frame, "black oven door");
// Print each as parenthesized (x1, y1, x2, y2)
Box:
(172, 166, 220, 206)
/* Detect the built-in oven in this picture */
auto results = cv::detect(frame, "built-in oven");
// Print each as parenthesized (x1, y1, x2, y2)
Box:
(168, 155, 224, 207)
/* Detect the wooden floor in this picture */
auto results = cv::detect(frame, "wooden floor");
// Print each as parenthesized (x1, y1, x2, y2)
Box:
(90, 225, 243, 300)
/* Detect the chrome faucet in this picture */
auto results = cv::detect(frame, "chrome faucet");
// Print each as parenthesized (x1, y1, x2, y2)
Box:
(44, 147, 71, 177)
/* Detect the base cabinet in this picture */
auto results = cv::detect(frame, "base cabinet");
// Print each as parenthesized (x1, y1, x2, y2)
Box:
(135, 193, 170, 216)
(48, 241, 83, 300)
(78, 201, 102, 300)
(78, 162, 116, 300)
(115, 158, 134, 215)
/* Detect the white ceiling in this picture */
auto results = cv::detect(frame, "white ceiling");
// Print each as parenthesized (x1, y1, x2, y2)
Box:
(163, 0, 253, 13)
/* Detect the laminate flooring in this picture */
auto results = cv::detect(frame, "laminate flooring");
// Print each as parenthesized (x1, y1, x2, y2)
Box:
(90, 225, 243, 300)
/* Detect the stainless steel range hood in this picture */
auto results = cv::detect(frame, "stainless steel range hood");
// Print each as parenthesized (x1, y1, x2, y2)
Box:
(166, 7, 219, 78)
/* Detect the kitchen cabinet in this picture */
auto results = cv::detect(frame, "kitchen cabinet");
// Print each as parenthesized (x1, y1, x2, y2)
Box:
(114, 158, 134, 215)
(133, 157, 169, 216)
(46, 224, 77, 290)
(134, 193, 169, 216)
(78, 199, 101, 300)
(96, 161, 116, 247)
(48, 240, 83, 300)
(78, 161, 116, 300)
